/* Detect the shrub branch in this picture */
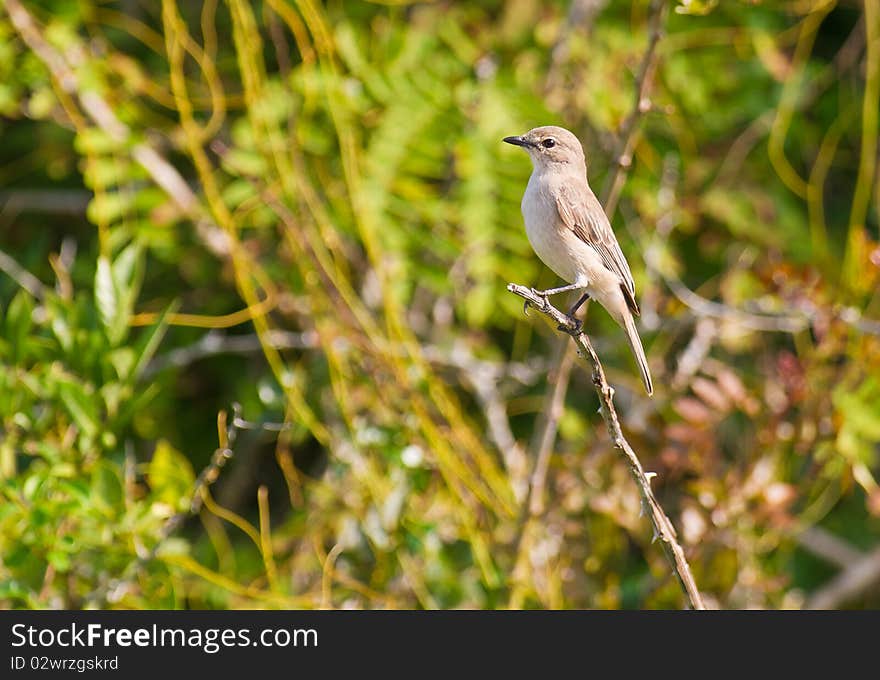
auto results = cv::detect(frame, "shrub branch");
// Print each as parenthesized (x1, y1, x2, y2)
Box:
(507, 283, 706, 610)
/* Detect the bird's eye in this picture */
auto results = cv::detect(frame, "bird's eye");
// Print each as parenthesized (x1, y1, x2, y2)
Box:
(542, 138, 556, 148)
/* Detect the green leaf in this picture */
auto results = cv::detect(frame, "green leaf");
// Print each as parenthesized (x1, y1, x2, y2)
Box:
(114, 382, 160, 431)
(87, 192, 134, 225)
(5, 290, 34, 363)
(0, 579, 31, 603)
(22, 473, 44, 500)
(57, 378, 99, 438)
(148, 440, 195, 512)
(154, 537, 189, 558)
(47, 548, 72, 572)
(57, 478, 91, 503)
(130, 301, 179, 382)
(50, 311, 73, 354)
(95, 255, 118, 339)
(834, 381, 880, 441)
(112, 243, 142, 292)
(95, 245, 143, 346)
(75, 127, 126, 156)
(675, 0, 719, 16)
(108, 347, 136, 381)
(91, 461, 123, 516)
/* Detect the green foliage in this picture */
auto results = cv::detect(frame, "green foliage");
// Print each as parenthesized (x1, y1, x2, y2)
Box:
(0, 0, 878, 610)
(0, 258, 181, 606)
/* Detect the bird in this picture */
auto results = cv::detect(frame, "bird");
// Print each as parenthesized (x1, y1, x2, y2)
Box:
(503, 125, 653, 395)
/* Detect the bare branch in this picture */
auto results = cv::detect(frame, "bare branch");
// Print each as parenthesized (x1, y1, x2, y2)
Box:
(662, 272, 810, 333)
(508, 283, 706, 610)
(525, 336, 577, 514)
(806, 544, 880, 610)
(422, 343, 538, 502)
(144, 329, 318, 378)
(0, 189, 91, 215)
(644, 250, 880, 337)
(640, 136, 880, 339)
(0, 247, 47, 300)
(797, 526, 865, 570)
(545, 0, 610, 95)
(672, 317, 717, 391)
(601, 0, 670, 215)
(527, 345, 576, 516)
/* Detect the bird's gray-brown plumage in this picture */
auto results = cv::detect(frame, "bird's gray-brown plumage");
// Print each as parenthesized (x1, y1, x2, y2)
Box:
(553, 182, 640, 318)
(504, 125, 653, 395)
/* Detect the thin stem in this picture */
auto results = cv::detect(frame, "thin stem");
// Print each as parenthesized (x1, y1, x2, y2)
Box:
(508, 283, 706, 610)
(600, 0, 670, 215)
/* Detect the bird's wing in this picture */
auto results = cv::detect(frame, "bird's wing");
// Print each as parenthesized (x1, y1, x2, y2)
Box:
(554, 182, 640, 316)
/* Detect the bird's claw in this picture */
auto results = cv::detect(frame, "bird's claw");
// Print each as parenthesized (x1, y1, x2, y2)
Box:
(529, 288, 551, 308)
(523, 299, 531, 316)
(562, 315, 583, 333)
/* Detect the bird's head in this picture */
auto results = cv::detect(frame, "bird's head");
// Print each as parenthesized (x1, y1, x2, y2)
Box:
(503, 125, 586, 171)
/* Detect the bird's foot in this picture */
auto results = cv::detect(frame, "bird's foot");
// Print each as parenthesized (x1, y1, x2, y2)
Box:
(529, 288, 551, 308)
(558, 315, 583, 334)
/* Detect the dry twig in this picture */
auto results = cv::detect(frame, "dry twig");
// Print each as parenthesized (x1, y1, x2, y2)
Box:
(796, 526, 864, 570)
(0, 247, 47, 300)
(545, 0, 609, 95)
(806, 544, 880, 610)
(508, 284, 706, 610)
(600, 0, 669, 214)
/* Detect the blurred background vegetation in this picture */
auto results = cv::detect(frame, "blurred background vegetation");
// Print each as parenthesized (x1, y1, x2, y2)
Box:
(0, 0, 878, 610)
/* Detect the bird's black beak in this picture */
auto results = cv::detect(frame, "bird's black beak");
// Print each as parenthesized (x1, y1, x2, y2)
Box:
(503, 135, 534, 149)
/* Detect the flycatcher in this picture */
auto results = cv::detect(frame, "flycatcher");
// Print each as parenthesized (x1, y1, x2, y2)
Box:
(504, 125, 653, 395)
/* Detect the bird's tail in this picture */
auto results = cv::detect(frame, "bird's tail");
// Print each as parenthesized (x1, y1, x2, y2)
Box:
(623, 312, 653, 396)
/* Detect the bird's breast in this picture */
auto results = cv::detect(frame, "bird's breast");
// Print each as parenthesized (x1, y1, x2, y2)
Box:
(520, 171, 617, 294)
(521, 173, 577, 283)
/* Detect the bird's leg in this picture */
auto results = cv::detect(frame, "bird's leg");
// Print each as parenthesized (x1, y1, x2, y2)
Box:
(529, 282, 583, 311)
(567, 292, 590, 317)
(527, 283, 587, 331)
(559, 292, 590, 332)
(531, 282, 584, 299)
